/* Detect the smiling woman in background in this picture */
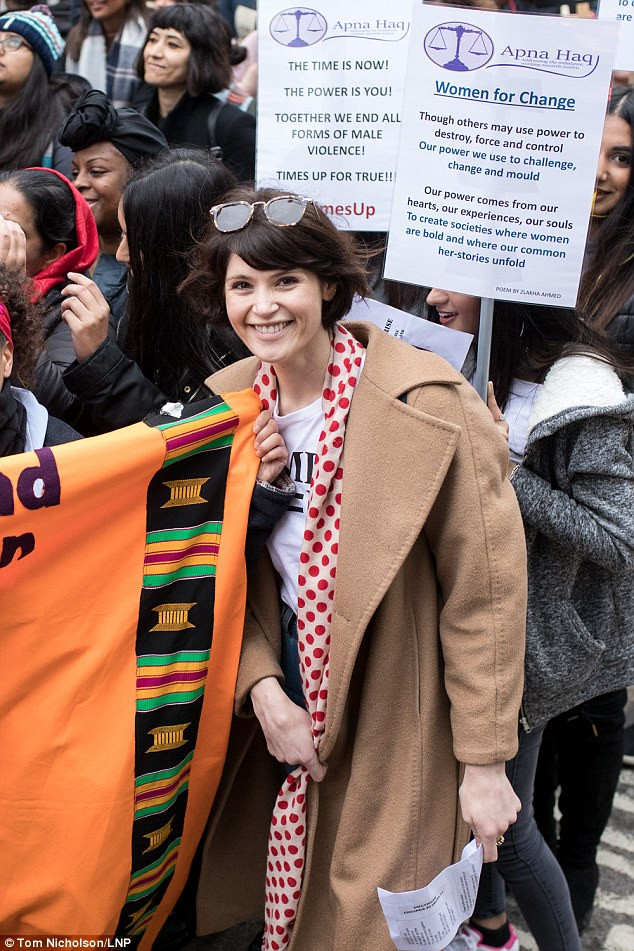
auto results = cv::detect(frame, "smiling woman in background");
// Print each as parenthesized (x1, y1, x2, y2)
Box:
(137, 3, 255, 180)
(58, 88, 167, 330)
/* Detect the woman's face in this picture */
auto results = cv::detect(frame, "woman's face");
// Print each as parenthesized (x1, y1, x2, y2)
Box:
(143, 27, 191, 89)
(72, 142, 131, 237)
(0, 183, 59, 277)
(594, 114, 632, 217)
(224, 253, 335, 370)
(115, 201, 130, 268)
(84, 0, 127, 22)
(425, 288, 480, 336)
(0, 32, 34, 105)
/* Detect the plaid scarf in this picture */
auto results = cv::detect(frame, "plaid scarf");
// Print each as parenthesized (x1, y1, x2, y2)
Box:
(66, 14, 146, 108)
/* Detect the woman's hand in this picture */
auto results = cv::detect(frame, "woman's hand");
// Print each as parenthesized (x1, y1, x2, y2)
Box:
(251, 676, 326, 782)
(61, 272, 112, 362)
(459, 762, 521, 862)
(487, 382, 509, 444)
(254, 410, 288, 484)
(0, 215, 27, 274)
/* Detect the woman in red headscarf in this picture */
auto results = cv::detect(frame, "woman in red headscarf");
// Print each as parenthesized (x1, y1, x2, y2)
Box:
(0, 167, 99, 423)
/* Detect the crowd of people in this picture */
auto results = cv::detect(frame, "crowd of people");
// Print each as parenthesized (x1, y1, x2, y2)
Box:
(0, 1, 632, 950)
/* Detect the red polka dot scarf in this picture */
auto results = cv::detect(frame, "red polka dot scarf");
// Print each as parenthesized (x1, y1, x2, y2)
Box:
(253, 323, 365, 950)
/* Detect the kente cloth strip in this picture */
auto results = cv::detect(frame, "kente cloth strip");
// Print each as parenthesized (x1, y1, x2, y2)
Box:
(253, 324, 365, 951)
(0, 391, 260, 948)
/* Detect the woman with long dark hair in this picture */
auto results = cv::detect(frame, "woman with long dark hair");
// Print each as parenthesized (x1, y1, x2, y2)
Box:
(578, 85, 634, 364)
(425, 294, 634, 951)
(0, 7, 79, 174)
(137, 4, 255, 180)
(65, 0, 148, 108)
(60, 149, 243, 433)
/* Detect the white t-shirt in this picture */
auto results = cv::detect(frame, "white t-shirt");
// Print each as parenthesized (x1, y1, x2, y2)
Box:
(506, 378, 542, 463)
(266, 396, 323, 613)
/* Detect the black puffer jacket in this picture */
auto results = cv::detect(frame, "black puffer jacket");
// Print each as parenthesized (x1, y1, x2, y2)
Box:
(33, 281, 81, 423)
(63, 337, 217, 434)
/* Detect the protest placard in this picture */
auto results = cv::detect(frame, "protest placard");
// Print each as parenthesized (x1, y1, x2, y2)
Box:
(598, 0, 634, 71)
(257, 0, 412, 229)
(384, 5, 617, 306)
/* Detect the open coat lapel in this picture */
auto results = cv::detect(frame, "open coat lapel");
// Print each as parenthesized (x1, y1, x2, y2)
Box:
(322, 324, 463, 753)
(208, 322, 466, 753)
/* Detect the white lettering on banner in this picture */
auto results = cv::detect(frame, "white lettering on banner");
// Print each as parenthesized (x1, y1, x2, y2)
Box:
(257, 0, 411, 230)
(384, 6, 617, 306)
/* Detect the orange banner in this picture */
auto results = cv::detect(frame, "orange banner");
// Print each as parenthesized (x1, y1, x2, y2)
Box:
(0, 392, 260, 946)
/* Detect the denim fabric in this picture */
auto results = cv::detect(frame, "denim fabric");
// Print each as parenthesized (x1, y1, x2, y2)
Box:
(474, 724, 582, 951)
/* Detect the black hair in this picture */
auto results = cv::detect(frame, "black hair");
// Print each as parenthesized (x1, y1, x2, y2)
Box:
(0, 169, 77, 251)
(578, 85, 634, 333)
(182, 186, 371, 331)
(120, 148, 241, 397)
(426, 295, 632, 408)
(66, 0, 148, 62)
(138, 3, 246, 97)
(0, 57, 69, 170)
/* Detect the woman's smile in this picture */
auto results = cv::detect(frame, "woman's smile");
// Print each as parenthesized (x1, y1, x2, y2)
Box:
(224, 253, 335, 373)
(249, 320, 292, 337)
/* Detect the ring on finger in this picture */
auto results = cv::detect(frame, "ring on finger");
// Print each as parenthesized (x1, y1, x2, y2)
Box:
(496, 835, 505, 846)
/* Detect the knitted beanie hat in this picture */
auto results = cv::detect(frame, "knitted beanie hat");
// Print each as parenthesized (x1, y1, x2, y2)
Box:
(0, 5, 64, 77)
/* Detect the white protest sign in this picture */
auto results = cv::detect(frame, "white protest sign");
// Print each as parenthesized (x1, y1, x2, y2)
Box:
(598, 0, 634, 71)
(384, 6, 617, 306)
(257, 0, 412, 229)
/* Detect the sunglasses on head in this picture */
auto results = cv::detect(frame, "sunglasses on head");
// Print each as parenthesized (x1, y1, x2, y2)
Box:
(209, 195, 315, 233)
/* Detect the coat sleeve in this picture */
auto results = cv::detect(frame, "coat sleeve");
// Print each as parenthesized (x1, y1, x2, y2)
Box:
(63, 338, 170, 432)
(33, 302, 84, 422)
(216, 105, 256, 182)
(234, 555, 284, 716)
(514, 414, 634, 572)
(416, 380, 527, 766)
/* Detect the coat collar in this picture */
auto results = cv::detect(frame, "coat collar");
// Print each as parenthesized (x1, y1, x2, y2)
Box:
(209, 322, 464, 750)
(207, 321, 465, 396)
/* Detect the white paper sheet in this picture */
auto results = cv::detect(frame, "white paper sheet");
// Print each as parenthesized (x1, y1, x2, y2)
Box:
(347, 296, 473, 372)
(377, 839, 483, 950)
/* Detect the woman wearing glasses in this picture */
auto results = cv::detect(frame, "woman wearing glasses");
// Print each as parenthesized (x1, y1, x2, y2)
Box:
(182, 187, 528, 951)
(0, 7, 83, 174)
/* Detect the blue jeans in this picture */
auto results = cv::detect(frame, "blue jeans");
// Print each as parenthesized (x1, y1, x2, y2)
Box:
(474, 724, 581, 951)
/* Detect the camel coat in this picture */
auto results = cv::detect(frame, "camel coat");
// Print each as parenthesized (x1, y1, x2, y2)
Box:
(197, 322, 527, 950)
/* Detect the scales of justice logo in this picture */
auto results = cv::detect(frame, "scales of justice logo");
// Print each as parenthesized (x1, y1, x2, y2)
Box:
(424, 21, 494, 72)
(270, 7, 328, 47)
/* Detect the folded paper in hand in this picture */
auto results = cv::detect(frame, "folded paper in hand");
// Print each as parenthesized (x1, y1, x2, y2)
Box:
(378, 839, 483, 950)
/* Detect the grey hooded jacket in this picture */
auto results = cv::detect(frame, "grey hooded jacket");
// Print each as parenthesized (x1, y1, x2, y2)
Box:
(511, 354, 634, 730)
